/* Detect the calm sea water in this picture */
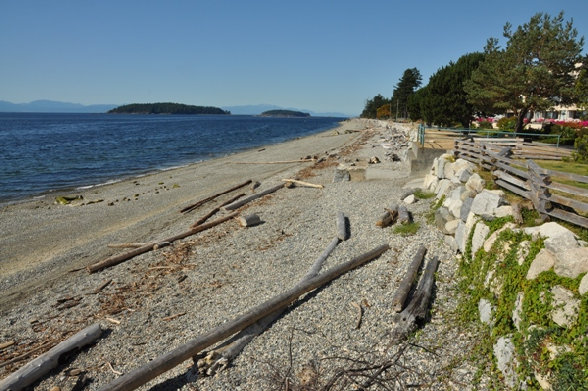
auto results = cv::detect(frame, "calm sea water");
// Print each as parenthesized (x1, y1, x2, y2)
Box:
(0, 113, 345, 202)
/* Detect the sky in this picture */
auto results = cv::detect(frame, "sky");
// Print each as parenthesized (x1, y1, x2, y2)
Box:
(1, 1, 588, 116)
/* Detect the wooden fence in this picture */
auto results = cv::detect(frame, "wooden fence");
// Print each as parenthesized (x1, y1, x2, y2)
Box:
(454, 138, 588, 229)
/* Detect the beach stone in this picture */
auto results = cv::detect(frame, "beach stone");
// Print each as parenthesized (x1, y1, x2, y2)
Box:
(493, 336, 517, 388)
(579, 273, 588, 295)
(403, 194, 416, 204)
(471, 222, 490, 257)
(445, 219, 460, 235)
(333, 167, 350, 182)
(527, 248, 556, 280)
(478, 298, 493, 325)
(460, 197, 474, 221)
(465, 173, 485, 194)
(512, 292, 524, 331)
(470, 190, 505, 216)
(551, 286, 580, 328)
(554, 247, 588, 279)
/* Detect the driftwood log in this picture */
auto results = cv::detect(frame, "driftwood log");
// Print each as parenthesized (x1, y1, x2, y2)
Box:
(97, 243, 390, 391)
(281, 179, 324, 189)
(397, 205, 411, 224)
(391, 256, 440, 340)
(391, 245, 426, 312)
(180, 180, 251, 214)
(197, 213, 347, 375)
(0, 324, 102, 391)
(231, 159, 315, 164)
(222, 184, 284, 211)
(336, 211, 348, 241)
(191, 193, 245, 228)
(87, 212, 239, 273)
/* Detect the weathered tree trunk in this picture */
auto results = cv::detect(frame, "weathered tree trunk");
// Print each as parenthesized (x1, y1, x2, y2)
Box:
(0, 324, 102, 391)
(391, 245, 427, 312)
(391, 256, 440, 340)
(97, 244, 390, 391)
(180, 180, 252, 213)
(336, 211, 348, 241)
(191, 193, 245, 228)
(87, 212, 239, 273)
(281, 179, 324, 189)
(223, 184, 284, 211)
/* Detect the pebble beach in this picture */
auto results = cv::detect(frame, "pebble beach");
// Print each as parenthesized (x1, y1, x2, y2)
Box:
(0, 119, 488, 390)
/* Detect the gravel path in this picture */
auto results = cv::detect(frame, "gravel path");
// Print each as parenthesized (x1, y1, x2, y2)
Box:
(0, 120, 490, 390)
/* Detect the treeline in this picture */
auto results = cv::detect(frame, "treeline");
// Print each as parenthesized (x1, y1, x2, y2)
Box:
(108, 102, 230, 115)
(361, 12, 588, 133)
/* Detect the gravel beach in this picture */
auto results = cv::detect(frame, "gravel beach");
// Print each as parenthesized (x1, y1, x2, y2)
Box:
(0, 119, 488, 390)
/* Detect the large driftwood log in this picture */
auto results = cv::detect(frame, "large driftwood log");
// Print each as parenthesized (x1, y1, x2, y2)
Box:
(231, 159, 315, 164)
(0, 324, 102, 391)
(222, 184, 284, 211)
(281, 179, 324, 189)
(191, 193, 245, 228)
(391, 246, 426, 312)
(197, 235, 341, 375)
(397, 205, 411, 224)
(391, 256, 440, 340)
(87, 212, 239, 273)
(180, 180, 252, 214)
(97, 243, 390, 391)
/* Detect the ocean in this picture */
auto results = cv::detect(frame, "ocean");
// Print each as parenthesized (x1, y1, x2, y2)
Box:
(0, 113, 345, 203)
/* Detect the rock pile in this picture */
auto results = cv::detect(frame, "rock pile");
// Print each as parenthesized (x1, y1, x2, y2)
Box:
(422, 153, 587, 390)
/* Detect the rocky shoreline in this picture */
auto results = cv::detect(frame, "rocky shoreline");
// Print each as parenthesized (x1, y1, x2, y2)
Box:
(3, 118, 584, 390)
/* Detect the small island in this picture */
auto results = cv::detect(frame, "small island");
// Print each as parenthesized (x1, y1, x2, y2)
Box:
(108, 102, 230, 115)
(259, 109, 310, 118)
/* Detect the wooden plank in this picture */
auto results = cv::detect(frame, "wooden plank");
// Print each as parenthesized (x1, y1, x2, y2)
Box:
(541, 193, 588, 214)
(495, 179, 531, 199)
(96, 244, 391, 391)
(543, 169, 588, 185)
(547, 181, 588, 198)
(223, 184, 285, 211)
(545, 208, 588, 229)
(493, 170, 530, 191)
(493, 161, 529, 180)
(391, 246, 426, 312)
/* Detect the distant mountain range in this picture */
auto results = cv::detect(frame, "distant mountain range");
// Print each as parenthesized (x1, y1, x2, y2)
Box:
(0, 100, 351, 117)
(0, 100, 117, 113)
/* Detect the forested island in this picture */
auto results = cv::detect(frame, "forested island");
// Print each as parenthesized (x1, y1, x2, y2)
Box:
(259, 109, 310, 118)
(108, 102, 230, 115)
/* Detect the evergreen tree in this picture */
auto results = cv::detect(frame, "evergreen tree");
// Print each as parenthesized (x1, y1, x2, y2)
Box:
(360, 94, 390, 118)
(464, 12, 584, 132)
(391, 68, 422, 119)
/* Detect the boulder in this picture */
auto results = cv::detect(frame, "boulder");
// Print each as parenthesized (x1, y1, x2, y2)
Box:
(445, 219, 460, 235)
(403, 194, 416, 204)
(554, 247, 588, 279)
(333, 167, 350, 182)
(512, 292, 524, 331)
(436, 157, 446, 179)
(470, 190, 505, 216)
(523, 222, 577, 244)
(579, 273, 588, 295)
(455, 212, 477, 254)
(423, 174, 438, 191)
(460, 197, 474, 222)
(483, 223, 517, 252)
(493, 336, 518, 389)
(515, 240, 531, 266)
(444, 235, 458, 252)
(471, 222, 490, 257)
(434, 179, 455, 199)
(551, 286, 580, 328)
(465, 173, 485, 194)
(526, 249, 556, 280)
(479, 298, 493, 325)
(454, 167, 473, 183)
(495, 205, 514, 218)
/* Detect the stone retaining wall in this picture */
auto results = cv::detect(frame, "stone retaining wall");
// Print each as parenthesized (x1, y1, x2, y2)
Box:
(422, 154, 587, 390)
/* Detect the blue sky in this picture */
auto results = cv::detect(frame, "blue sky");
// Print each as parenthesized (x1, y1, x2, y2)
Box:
(1, 1, 587, 116)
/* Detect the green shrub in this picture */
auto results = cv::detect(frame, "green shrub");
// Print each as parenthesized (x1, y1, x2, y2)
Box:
(496, 117, 517, 131)
(572, 134, 588, 162)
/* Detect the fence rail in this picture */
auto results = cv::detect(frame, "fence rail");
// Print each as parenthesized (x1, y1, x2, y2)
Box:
(453, 138, 588, 229)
